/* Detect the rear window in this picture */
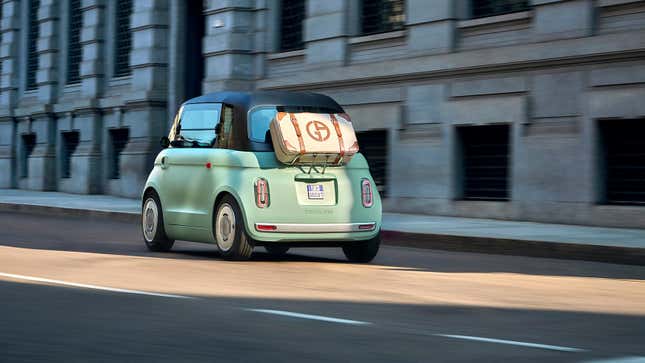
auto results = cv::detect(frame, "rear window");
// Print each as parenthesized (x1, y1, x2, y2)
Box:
(248, 106, 340, 143)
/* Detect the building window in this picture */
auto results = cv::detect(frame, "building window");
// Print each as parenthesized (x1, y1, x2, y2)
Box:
(21, 134, 37, 178)
(471, 0, 530, 19)
(360, 0, 405, 36)
(67, 0, 83, 84)
(356, 130, 389, 196)
(61, 131, 80, 178)
(26, 0, 40, 90)
(114, 0, 133, 77)
(109, 128, 129, 179)
(600, 119, 645, 205)
(279, 0, 305, 52)
(458, 125, 510, 201)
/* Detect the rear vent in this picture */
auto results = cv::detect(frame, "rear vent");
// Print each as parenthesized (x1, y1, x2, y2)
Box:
(600, 119, 645, 205)
(458, 125, 510, 201)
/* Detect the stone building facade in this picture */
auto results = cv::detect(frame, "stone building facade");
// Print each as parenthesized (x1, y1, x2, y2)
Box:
(1, 0, 644, 228)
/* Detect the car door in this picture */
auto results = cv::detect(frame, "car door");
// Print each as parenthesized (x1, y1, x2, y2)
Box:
(160, 103, 223, 229)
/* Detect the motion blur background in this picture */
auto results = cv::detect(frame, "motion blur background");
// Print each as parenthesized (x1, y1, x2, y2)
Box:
(0, 0, 644, 228)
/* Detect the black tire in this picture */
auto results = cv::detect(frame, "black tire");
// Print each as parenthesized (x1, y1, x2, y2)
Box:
(214, 195, 254, 260)
(342, 233, 381, 263)
(141, 192, 174, 252)
(264, 244, 290, 256)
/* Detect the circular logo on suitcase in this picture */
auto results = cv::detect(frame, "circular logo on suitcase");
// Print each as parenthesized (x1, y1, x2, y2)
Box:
(306, 121, 331, 142)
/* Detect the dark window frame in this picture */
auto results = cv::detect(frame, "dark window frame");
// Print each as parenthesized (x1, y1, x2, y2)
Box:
(279, 0, 305, 52)
(114, 0, 133, 77)
(21, 134, 37, 178)
(356, 129, 389, 197)
(61, 131, 80, 179)
(457, 124, 511, 201)
(599, 119, 645, 206)
(66, 0, 83, 84)
(360, 0, 406, 36)
(26, 0, 40, 90)
(108, 128, 129, 179)
(470, 0, 530, 19)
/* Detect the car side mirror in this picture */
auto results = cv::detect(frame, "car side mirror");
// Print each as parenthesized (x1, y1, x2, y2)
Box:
(215, 123, 222, 135)
(160, 136, 170, 149)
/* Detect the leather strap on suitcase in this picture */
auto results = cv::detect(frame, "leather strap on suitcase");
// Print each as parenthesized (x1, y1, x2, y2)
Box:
(288, 113, 306, 156)
(330, 114, 346, 164)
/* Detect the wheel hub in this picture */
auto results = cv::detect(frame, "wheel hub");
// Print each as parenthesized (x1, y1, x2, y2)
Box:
(216, 203, 236, 252)
(142, 198, 158, 242)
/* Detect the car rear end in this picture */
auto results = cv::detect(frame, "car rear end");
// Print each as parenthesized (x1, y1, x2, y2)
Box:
(239, 152, 381, 244)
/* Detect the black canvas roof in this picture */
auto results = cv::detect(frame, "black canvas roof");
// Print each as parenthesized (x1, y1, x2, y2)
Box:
(184, 91, 344, 113)
(180, 91, 345, 152)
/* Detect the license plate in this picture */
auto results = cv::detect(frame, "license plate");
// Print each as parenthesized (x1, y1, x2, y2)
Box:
(307, 184, 325, 200)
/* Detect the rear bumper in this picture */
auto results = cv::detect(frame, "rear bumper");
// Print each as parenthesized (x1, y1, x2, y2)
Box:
(254, 222, 376, 233)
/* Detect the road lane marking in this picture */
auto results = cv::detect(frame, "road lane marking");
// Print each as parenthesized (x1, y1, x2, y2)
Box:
(0, 272, 193, 299)
(582, 357, 645, 363)
(434, 334, 586, 352)
(245, 309, 371, 325)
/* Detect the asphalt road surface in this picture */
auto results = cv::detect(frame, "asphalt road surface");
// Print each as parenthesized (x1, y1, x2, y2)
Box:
(1, 212, 644, 362)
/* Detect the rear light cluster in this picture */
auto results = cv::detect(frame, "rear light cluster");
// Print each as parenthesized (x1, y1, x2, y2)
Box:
(255, 178, 269, 208)
(361, 178, 373, 208)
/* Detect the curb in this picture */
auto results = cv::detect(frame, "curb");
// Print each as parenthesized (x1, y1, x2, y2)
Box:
(3, 202, 644, 265)
(381, 230, 645, 265)
(0, 203, 139, 223)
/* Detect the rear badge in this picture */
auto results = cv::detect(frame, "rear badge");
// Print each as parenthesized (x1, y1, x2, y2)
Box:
(307, 184, 325, 200)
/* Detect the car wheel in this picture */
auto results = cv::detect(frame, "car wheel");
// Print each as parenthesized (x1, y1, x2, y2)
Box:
(264, 244, 290, 256)
(342, 233, 380, 263)
(142, 193, 174, 252)
(214, 195, 254, 260)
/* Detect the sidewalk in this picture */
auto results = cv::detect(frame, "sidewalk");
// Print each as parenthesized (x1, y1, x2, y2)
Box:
(1, 189, 644, 264)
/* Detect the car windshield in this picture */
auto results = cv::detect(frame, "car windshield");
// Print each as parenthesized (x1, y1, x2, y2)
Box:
(170, 103, 222, 148)
(248, 106, 340, 144)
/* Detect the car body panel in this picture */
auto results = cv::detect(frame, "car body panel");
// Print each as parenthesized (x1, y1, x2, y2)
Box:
(144, 150, 381, 244)
(142, 91, 382, 247)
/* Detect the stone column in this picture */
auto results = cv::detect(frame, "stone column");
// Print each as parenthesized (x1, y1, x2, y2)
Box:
(14, 0, 59, 190)
(406, 0, 455, 55)
(0, 0, 21, 188)
(25, 113, 57, 190)
(167, 0, 185, 126)
(79, 0, 105, 99)
(304, 0, 348, 67)
(202, 0, 257, 92)
(118, 0, 169, 198)
(57, 0, 107, 194)
(36, 0, 59, 102)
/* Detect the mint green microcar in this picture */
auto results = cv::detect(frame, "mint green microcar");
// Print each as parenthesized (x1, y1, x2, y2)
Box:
(141, 91, 382, 262)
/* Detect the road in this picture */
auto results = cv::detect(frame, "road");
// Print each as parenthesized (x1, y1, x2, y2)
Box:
(1, 212, 644, 362)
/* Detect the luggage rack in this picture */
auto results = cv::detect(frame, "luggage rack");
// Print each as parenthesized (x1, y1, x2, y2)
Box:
(290, 153, 344, 174)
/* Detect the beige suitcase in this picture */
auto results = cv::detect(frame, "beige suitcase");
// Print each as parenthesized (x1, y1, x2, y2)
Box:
(270, 112, 359, 165)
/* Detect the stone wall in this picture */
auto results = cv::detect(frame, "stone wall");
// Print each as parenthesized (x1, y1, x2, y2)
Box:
(0, 0, 644, 227)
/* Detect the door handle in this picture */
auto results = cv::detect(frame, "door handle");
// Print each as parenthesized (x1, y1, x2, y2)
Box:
(160, 156, 168, 169)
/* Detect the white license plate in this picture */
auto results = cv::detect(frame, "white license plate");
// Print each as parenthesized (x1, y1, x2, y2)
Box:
(307, 184, 325, 200)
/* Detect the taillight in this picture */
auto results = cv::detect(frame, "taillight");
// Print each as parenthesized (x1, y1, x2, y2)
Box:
(256, 224, 277, 231)
(255, 178, 269, 208)
(361, 178, 373, 208)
